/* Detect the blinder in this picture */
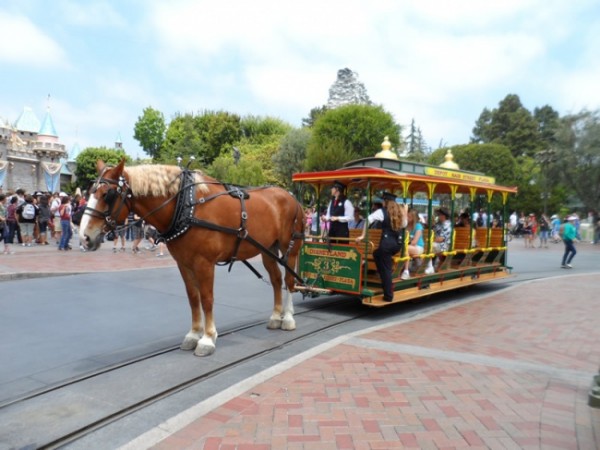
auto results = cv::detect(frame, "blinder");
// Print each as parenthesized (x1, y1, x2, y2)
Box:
(85, 169, 133, 232)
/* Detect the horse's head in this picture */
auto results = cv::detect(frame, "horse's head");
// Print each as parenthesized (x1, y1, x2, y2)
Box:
(79, 159, 132, 251)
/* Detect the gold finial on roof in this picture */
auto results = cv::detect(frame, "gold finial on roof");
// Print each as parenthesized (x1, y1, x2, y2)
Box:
(375, 136, 398, 160)
(439, 149, 459, 169)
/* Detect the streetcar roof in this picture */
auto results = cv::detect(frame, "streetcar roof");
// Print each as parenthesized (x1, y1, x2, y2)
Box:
(292, 156, 518, 195)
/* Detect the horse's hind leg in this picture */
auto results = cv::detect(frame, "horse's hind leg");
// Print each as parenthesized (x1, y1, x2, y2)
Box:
(281, 251, 301, 330)
(263, 251, 296, 331)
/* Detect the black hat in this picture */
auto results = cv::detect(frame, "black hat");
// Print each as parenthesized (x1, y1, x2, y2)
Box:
(332, 181, 346, 191)
(382, 192, 397, 201)
(436, 207, 450, 217)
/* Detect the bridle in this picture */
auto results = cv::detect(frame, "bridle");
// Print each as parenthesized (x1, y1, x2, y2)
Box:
(85, 167, 133, 232)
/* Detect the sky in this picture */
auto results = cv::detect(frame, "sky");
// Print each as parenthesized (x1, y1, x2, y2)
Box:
(1, 0, 599, 159)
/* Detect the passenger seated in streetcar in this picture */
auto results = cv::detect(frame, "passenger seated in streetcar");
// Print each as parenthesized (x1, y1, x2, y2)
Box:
(428, 207, 452, 272)
(401, 209, 424, 280)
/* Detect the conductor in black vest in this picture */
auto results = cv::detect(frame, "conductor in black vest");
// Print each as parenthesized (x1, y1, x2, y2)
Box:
(321, 181, 354, 244)
(356, 192, 408, 302)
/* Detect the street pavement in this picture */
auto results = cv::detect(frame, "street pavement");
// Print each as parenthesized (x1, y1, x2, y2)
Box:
(1, 239, 599, 449)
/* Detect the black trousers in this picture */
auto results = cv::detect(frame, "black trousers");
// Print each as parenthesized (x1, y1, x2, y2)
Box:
(328, 222, 349, 244)
(373, 237, 400, 300)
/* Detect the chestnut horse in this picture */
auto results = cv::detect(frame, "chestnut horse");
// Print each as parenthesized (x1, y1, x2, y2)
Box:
(79, 160, 305, 356)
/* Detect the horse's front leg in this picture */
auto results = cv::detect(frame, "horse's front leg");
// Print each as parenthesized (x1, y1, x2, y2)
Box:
(178, 264, 203, 351)
(194, 263, 218, 357)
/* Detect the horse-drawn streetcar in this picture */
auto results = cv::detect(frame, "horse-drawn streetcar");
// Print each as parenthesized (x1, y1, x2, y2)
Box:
(80, 138, 517, 356)
(292, 138, 518, 306)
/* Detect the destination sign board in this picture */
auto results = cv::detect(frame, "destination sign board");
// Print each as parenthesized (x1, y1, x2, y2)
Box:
(299, 243, 362, 295)
(424, 167, 495, 184)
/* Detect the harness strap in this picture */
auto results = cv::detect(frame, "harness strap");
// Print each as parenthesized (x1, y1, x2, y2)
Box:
(190, 217, 305, 285)
(227, 189, 249, 272)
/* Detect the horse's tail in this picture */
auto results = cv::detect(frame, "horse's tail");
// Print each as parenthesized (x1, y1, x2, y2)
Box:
(278, 194, 305, 268)
(293, 198, 305, 239)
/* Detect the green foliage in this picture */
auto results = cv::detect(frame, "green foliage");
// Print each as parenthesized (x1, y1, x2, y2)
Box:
(208, 155, 266, 186)
(159, 111, 242, 165)
(471, 94, 542, 158)
(306, 104, 401, 170)
(302, 105, 328, 127)
(160, 114, 203, 164)
(74, 147, 130, 189)
(241, 115, 291, 144)
(272, 128, 312, 188)
(404, 118, 429, 162)
(305, 137, 358, 171)
(552, 110, 600, 212)
(196, 110, 243, 163)
(534, 105, 560, 149)
(133, 106, 166, 159)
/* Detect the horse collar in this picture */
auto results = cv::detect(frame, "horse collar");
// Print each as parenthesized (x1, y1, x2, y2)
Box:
(158, 170, 196, 242)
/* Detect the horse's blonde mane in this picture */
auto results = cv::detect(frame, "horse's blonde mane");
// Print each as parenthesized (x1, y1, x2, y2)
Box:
(125, 165, 209, 197)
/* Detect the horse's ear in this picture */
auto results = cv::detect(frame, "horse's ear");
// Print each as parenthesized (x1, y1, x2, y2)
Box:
(96, 160, 106, 174)
(114, 158, 126, 175)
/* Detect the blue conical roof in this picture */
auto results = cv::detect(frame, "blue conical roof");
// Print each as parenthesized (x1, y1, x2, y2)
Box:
(39, 110, 58, 137)
(14, 107, 41, 133)
(69, 142, 81, 161)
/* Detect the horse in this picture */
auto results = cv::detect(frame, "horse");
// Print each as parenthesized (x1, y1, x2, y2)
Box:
(79, 159, 305, 356)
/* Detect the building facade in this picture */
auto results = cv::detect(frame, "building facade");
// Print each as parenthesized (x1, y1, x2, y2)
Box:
(0, 106, 74, 194)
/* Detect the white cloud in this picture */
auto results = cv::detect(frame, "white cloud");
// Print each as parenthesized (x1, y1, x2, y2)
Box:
(57, 0, 126, 28)
(0, 12, 67, 66)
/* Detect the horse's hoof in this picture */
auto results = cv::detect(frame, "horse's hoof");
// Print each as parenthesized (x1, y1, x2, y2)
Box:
(267, 318, 282, 329)
(181, 334, 200, 351)
(281, 318, 296, 331)
(194, 343, 215, 357)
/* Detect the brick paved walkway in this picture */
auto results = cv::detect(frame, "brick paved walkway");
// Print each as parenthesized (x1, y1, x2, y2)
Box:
(123, 273, 599, 450)
(0, 239, 176, 281)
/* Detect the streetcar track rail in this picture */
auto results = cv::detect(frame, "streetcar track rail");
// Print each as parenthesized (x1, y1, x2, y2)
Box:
(1, 296, 376, 450)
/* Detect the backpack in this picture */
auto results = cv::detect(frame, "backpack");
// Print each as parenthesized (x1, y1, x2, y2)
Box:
(21, 203, 36, 220)
(71, 207, 84, 226)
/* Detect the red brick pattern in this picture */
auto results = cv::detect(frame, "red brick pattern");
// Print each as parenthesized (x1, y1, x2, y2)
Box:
(152, 274, 600, 449)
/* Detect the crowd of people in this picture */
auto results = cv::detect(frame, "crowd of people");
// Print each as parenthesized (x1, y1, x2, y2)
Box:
(0, 188, 166, 256)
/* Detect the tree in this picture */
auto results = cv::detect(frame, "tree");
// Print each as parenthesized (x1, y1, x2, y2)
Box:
(305, 104, 402, 171)
(471, 94, 541, 158)
(302, 105, 328, 128)
(552, 110, 600, 212)
(327, 68, 372, 108)
(133, 106, 166, 159)
(404, 118, 429, 162)
(159, 113, 203, 165)
(204, 115, 293, 186)
(195, 110, 242, 164)
(74, 147, 130, 190)
(272, 128, 312, 188)
(534, 105, 560, 149)
(241, 115, 291, 144)
(158, 111, 242, 166)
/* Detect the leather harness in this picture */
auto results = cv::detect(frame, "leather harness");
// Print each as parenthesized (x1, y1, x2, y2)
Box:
(87, 168, 305, 285)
